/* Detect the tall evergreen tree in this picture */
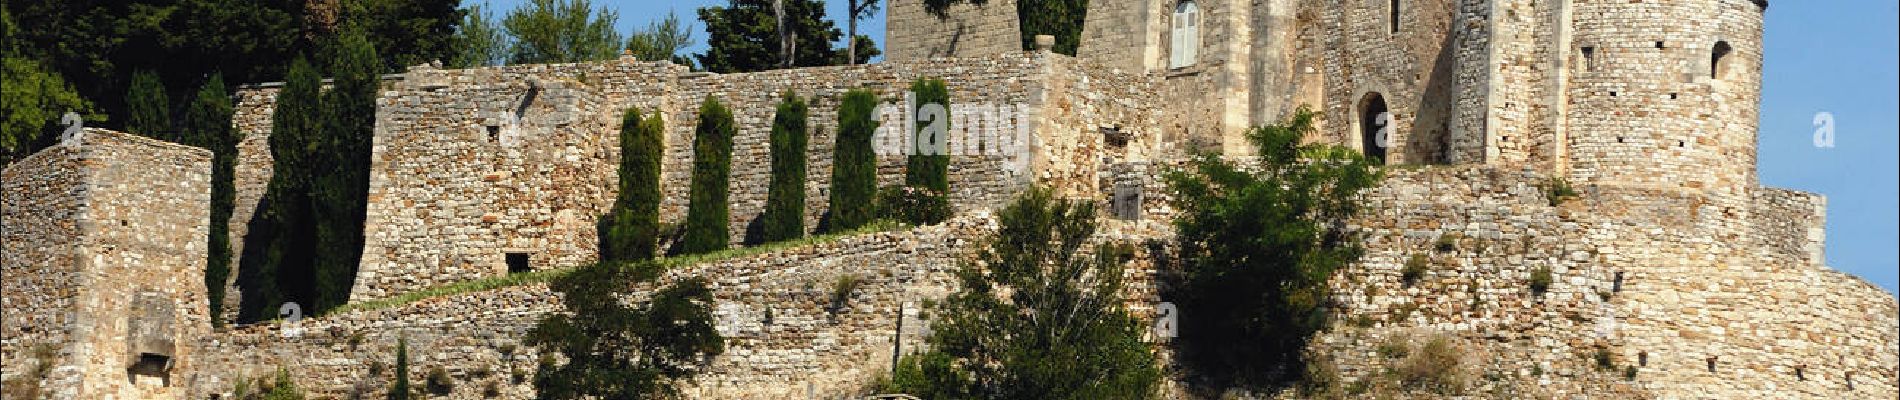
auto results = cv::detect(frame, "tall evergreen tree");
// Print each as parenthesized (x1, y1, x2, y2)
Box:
(502, 0, 624, 65)
(239, 55, 323, 323)
(179, 73, 237, 326)
(125, 69, 171, 141)
(827, 89, 880, 232)
(598, 108, 664, 262)
(761, 91, 809, 243)
(346, 0, 464, 72)
(526, 262, 724, 399)
(310, 28, 380, 312)
(680, 96, 735, 255)
(905, 78, 951, 193)
(449, 4, 511, 69)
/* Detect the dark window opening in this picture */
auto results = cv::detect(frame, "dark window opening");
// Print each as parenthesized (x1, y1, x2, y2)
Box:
(1113, 184, 1143, 221)
(1706, 356, 1718, 372)
(1677, 140, 1686, 148)
(127, 353, 171, 387)
(1795, 366, 1806, 381)
(1390, 0, 1401, 34)
(1580, 46, 1596, 72)
(1638, 351, 1648, 367)
(506, 253, 531, 274)
(1712, 41, 1733, 79)
(1655, 41, 1665, 49)
(1613, 272, 1624, 292)
(1102, 126, 1130, 148)
(1847, 372, 1856, 390)
(1359, 93, 1390, 164)
(487, 125, 501, 141)
(1669, 93, 1679, 99)
(1610, 91, 1618, 97)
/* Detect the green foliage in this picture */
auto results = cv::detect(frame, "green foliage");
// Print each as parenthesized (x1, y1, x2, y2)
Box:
(600, 108, 665, 262)
(876, 185, 951, 225)
(425, 365, 454, 395)
(525, 262, 724, 399)
(1543, 177, 1579, 206)
(0, 55, 94, 168)
(179, 74, 238, 327)
(1530, 266, 1553, 296)
(1391, 335, 1466, 394)
(905, 78, 951, 193)
(1401, 254, 1429, 286)
(312, 28, 380, 312)
(1434, 233, 1460, 252)
(826, 89, 881, 232)
(1162, 106, 1383, 387)
(238, 55, 324, 323)
(341, 0, 465, 72)
(390, 338, 411, 400)
(626, 12, 695, 65)
(1017, 0, 1090, 55)
(886, 187, 1162, 399)
(829, 274, 862, 310)
(503, 0, 624, 64)
(1624, 365, 1639, 380)
(232, 369, 307, 400)
(1376, 338, 1410, 359)
(681, 96, 735, 255)
(124, 69, 171, 141)
(762, 91, 810, 243)
(844, 0, 882, 64)
(450, 4, 512, 69)
(694, 0, 877, 73)
(1593, 348, 1616, 371)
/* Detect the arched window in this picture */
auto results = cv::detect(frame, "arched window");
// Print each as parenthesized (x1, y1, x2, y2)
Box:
(1390, 0, 1401, 34)
(1711, 41, 1733, 79)
(1170, 1, 1200, 69)
(1359, 93, 1390, 164)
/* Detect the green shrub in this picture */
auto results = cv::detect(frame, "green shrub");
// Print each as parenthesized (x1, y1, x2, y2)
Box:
(1393, 335, 1465, 395)
(425, 365, 453, 395)
(680, 96, 735, 255)
(827, 89, 881, 232)
(1624, 365, 1639, 380)
(875, 185, 951, 225)
(1401, 254, 1429, 285)
(599, 107, 666, 262)
(829, 274, 861, 310)
(1434, 233, 1460, 252)
(1544, 177, 1579, 206)
(1376, 337, 1410, 359)
(1593, 348, 1616, 371)
(905, 78, 951, 193)
(1530, 266, 1554, 295)
(763, 91, 810, 243)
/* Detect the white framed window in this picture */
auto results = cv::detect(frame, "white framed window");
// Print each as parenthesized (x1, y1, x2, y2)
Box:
(1170, 1, 1200, 69)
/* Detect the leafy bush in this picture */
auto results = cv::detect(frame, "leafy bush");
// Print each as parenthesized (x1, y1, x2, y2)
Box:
(1434, 233, 1460, 252)
(1593, 348, 1616, 371)
(875, 185, 951, 225)
(425, 365, 453, 395)
(1530, 266, 1554, 295)
(1544, 177, 1579, 206)
(1376, 337, 1410, 359)
(599, 107, 665, 262)
(680, 96, 735, 255)
(526, 261, 724, 399)
(829, 274, 861, 311)
(1163, 107, 1383, 387)
(762, 91, 810, 243)
(1402, 254, 1429, 285)
(1392, 335, 1465, 395)
(826, 89, 880, 232)
(884, 187, 1162, 399)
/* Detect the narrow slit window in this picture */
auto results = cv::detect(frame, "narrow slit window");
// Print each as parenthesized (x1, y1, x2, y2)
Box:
(1711, 41, 1733, 79)
(1390, 0, 1402, 34)
(1580, 46, 1596, 72)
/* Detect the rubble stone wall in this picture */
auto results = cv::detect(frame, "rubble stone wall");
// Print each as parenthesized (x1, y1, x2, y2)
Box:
(1, 129, 213, 399)
(883, 0, 1022, 61)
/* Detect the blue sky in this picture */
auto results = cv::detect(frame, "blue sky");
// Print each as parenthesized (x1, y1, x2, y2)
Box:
(476, 0, 1897, 294)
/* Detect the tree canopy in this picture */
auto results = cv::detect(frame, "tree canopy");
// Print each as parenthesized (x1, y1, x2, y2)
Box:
(695, 0, 879, 73)
(503, 0, 624, 64)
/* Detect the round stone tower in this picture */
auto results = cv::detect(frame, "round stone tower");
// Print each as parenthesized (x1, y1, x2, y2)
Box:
(1562, 0, 1766, 196)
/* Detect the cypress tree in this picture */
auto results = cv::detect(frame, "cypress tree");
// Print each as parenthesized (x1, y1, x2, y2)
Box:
(599, 107, 664, 262)
(389, 337, 410, 400)
(680, 96, 734, 255)
(827, 89, 880, 232)
(238, 55, 323, 323)
(762, 91, 809, 243)
(905, 78, 950, 193)
(311, 29, 380, 312)
(179, 73, 237, 327)
(125, 69, 171, 141)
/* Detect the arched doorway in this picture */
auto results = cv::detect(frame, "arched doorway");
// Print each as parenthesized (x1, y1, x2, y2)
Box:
(1359, 93, 1390, 164)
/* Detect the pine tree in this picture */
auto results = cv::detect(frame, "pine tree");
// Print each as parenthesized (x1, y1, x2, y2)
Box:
(761, 91, 809, 243)
(502, 0, 624, 64)
(179, 73, 237, 326)
(826, 89, 880, 232)
(680, 96, 735, 255)
(237, 55, 323, 323)
(125, 69, 171, 141)
(598, 107, 664, 262)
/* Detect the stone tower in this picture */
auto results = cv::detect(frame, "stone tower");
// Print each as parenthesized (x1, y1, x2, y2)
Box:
(1, 128, 213, 399)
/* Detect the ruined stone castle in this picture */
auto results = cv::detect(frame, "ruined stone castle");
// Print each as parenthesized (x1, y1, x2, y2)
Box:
(4, 0, 1895, 399)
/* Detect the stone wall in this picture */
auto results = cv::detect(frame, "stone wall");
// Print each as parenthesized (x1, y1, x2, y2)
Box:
(1, 129, 213, 399)
(883, 0, 1022, 61)
(1314, 0, 1463, 166)
(188, 217, 993, 400)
